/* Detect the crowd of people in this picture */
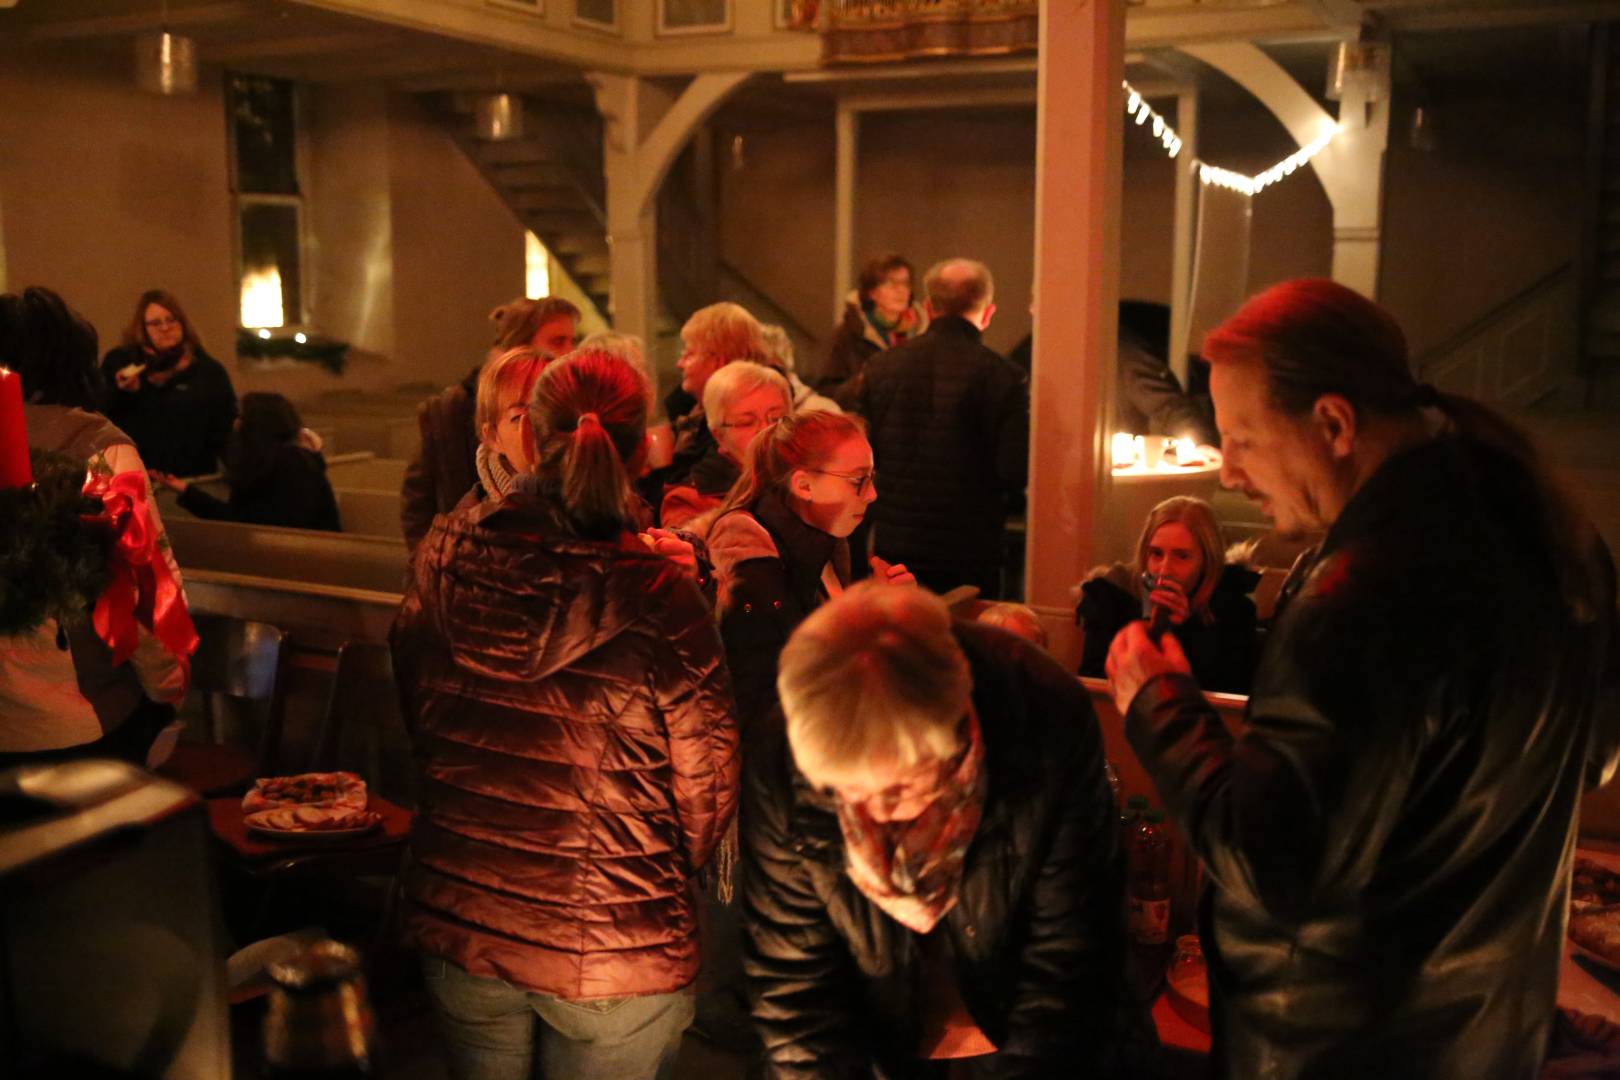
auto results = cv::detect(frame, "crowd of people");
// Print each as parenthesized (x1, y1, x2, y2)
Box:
(3, 264, 1619, 1080)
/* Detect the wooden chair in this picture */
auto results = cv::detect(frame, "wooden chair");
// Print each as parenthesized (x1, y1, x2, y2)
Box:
(158, 614, 286, 796)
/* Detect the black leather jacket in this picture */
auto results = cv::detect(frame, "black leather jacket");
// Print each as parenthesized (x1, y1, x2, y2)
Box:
(742, 622, 1158, 1079)
(1127, 434, 1620, 1079)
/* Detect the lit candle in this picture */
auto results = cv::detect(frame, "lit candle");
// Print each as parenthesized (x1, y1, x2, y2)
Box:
(0, 367, 32, 489)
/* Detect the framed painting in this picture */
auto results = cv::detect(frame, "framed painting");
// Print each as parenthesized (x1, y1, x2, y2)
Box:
(656, 0, 731, 36)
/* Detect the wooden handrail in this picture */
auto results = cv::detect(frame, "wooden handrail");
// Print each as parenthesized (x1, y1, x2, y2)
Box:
(1414, 262, 1574, 370)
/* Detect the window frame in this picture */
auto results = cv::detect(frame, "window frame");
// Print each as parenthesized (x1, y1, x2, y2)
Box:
(226, 71, 310, 331)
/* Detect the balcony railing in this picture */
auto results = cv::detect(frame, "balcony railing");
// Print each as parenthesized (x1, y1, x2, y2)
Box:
(800, 0, 1039, 65)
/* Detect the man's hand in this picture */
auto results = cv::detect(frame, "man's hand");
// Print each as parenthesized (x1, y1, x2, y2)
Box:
(640, 528, 699, 579)
(869, 555, 916, 587)
(1105, 620, 1192, 714)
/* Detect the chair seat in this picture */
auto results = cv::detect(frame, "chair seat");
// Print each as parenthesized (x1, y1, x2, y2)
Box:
(157, 743, 259, 797)
(205, 794, 413, 868)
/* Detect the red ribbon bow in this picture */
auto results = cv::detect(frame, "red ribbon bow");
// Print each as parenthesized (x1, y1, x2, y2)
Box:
(81, 470, 198, 666)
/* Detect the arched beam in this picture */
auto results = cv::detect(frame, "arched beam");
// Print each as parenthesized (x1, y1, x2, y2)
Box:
(1178, 40, 1389, 295)
(633, 71, 752, 218)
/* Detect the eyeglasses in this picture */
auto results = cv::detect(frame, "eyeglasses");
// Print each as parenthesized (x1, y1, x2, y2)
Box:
(809, 467, 877, 497)
(714, 413, 786, 432)
(144, 316, 180, 330)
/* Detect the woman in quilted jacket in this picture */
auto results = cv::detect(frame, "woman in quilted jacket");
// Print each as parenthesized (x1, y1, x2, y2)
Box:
(391, 350, 741, 1080)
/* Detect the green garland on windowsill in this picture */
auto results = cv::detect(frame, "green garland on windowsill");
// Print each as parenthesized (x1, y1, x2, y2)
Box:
(0, 449, 110, 639)
(236, 329, 349, 375)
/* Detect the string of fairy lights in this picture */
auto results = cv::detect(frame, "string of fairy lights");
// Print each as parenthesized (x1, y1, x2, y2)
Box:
(1123, 79, 1340, 197)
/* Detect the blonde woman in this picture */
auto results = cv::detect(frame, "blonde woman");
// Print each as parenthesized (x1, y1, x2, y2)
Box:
(1077, 495, 1259, 694)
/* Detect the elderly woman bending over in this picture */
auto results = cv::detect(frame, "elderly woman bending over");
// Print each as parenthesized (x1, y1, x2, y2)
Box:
(742, 583, 1156, 1077)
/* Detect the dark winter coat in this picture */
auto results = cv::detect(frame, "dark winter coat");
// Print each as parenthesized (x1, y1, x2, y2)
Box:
(709, 490, 850, 733)
(857, 316, 1029, 568)
(742, 622, 1157, 1079)
(1116, 335, 1217, 447)
(1077, 562, 1260, 695)
(99, 346, 237, 477)
(177, 443, 341, 532)
(390, 484, 741, 999)
(1126, 434, 1620, 1079)
(817, 295, 928, 406)
(400, 366, 479, 555)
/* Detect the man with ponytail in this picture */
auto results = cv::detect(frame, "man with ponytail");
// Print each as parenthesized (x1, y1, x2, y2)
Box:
(392, 349, 738, 1080)
(1107, 278, 1620, 1078)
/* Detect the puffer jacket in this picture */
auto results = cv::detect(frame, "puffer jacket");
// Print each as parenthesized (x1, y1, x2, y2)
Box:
(742, 621, 1158, 1079)
(857, 316, 1029, 568)
(1126, 434, 1620, 1079)
(391, 484, 741, 1000)
(1078, 561, 1260, 695)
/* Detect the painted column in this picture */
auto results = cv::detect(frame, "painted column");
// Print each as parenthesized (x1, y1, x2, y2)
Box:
(834, 102, 858, 322)
(1027, 0, 1126, 663)
(589, 71, 659, 344)
(1168, 87, 1199, 382)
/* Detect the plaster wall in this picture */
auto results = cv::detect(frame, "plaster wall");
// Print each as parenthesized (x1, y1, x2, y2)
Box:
(0, 45, 238, 367)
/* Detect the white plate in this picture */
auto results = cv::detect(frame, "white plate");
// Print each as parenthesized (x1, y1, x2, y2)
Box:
(246, 819, 382, 842)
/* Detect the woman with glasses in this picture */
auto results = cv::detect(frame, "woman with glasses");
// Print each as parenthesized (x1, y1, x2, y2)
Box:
(743, 583, 1157, 1077)
(660, 361, 792, 530)
(708, 409, 914, 733)
(100, 289, 237, 477)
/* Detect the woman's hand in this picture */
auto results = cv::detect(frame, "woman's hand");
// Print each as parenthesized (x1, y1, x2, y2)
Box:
(869, 555, 916, 587)
(149, 470, 188, 494)
(1147, 577, 1192, 626)
(641, 528, 699, 579)
(114, 363, 146, 392)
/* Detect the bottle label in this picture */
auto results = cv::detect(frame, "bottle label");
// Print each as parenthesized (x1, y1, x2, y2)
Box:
(1129, 897, 1170, 945)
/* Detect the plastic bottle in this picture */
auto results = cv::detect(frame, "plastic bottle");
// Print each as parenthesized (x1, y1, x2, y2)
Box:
(1128, 809, 1171, 946)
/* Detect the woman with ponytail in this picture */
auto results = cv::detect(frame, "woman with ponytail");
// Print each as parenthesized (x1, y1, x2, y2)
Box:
(391, 349, 739, 1080)
(708, 410, 915, 733)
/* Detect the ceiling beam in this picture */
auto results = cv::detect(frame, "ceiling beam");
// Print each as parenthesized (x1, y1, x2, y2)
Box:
(25, 1, 261, 41)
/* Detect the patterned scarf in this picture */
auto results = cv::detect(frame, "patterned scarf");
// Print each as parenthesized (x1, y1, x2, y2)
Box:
(475, 443, 520, 501)
(865, 304, 920, 348)
(837, 712, 986, 934)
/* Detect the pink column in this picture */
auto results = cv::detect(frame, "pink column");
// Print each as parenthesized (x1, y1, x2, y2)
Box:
(1026, 0, 1125, 665)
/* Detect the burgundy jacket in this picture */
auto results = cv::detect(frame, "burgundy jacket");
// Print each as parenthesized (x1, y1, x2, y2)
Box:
(391, 485, 741, 999)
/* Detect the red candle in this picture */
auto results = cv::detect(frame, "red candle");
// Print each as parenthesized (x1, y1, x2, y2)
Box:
(0, 367, 33, 489)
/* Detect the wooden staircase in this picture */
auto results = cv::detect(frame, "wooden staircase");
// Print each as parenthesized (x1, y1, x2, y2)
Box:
(442, 95, 613, 317)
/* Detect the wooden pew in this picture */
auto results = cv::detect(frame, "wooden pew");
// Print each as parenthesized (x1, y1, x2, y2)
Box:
(165, 516, 409, 595)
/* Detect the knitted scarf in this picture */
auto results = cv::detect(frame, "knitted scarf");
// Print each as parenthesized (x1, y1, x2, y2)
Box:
(475, 443, 521, 501)
(837, 712, 986, 934)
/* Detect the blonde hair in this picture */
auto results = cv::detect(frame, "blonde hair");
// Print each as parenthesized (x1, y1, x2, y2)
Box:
(681, 302, 767, 366)
(702, 361, 792, 426)
(977, 602, 1048, 648)
(778, 582, 971, 783)
(760, 324, 796, 373)
(475, 347, 547, 444)
(1135, 496, 1224, 620)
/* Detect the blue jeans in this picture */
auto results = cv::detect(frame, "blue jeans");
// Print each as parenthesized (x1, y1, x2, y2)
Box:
(421, 957, 694, 1080)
